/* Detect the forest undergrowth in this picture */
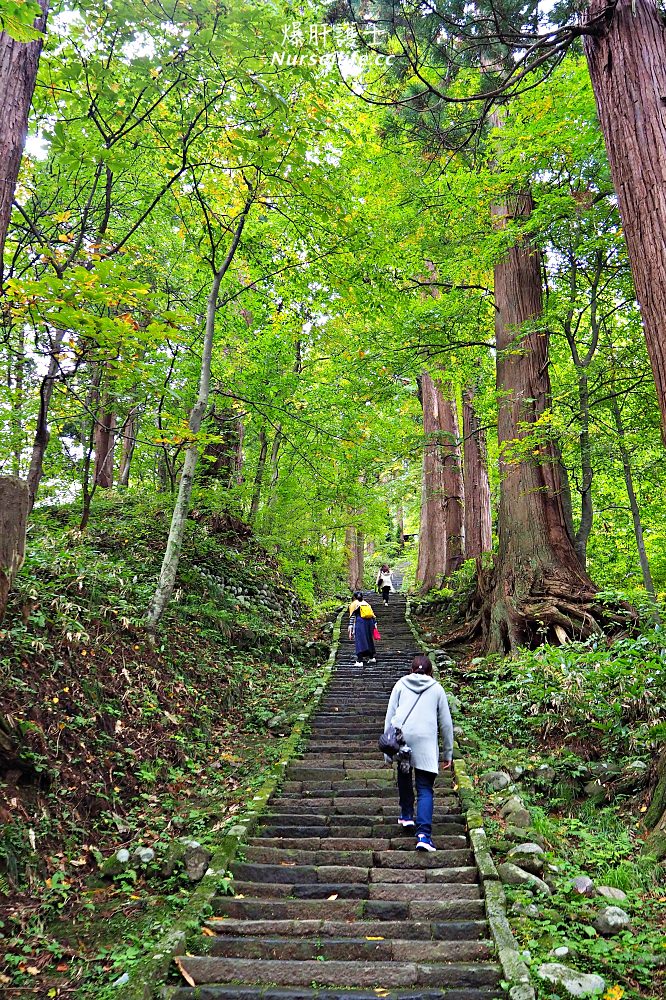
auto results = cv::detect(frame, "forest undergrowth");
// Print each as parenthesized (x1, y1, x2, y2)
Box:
(0, 495, 333, 997)
(414, 581, 666, 1000)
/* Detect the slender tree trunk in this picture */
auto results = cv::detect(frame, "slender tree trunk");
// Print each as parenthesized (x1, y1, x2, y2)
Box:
(441, 387, 465, 575)
(248, 428, 268, 521)
(415, 372, 448, 592)
(25, 327, 64, 510)
(93, 405, 116, 489)
(610, 395, 661, 621)
(147, 203, 250, 627)
(575, 371, 594, 565)
(0, 0, 50, 274)
(0, 477, 29, 622)
(584, 0, 666, 442)
(79, 372, 101, 530)
(269, 425, 282, 487)
(475, 193, 628, 651)
(118, 406, 140, 487)
(462, 385, 492, 559)
(9, 326, 24, 475)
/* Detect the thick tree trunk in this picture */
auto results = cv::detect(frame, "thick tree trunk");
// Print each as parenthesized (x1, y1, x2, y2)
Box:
(345, 527, 364, 590)
(574, 372, 594, 566)
(474, 193, 630, 652)
(93, 407, 116, 489)
(0, 477, 29, 622)
(462, 386, 492, 559)
(642, 749, 666, 859)
(118, 406, 140, 487)
(415, 372, 448, 592)
(201, 406, 244, 485)
(610, 395, 661, 622)
(584, 0, 666, 442)
(248, 428, 268, 521)
(0, 1, 49, 273)
(441, 388, 465, 575)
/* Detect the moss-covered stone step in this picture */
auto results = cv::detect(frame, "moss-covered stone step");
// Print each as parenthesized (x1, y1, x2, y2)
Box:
(195, 934, 494, 963)
(204, 917, 490, 941)
(175, 956, 502, 989)
(211, 897, 486, 921)
(168, 986, 503, 1000)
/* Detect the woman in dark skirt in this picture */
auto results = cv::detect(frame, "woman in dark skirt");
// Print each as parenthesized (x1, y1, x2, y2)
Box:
(348, 590, 377, 668)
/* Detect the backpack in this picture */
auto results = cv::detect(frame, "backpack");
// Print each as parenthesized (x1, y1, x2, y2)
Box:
(359, 602, 374, 619)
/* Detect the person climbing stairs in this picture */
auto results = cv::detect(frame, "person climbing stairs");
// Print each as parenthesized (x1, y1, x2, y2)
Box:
(169, 594, 502, 998)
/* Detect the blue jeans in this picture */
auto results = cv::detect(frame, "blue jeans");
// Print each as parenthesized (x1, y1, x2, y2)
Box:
(397, 767, 437, 837)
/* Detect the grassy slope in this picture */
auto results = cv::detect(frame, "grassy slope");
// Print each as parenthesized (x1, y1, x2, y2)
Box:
(0, 495, 332, 996)
(414, 593, 666, 1000)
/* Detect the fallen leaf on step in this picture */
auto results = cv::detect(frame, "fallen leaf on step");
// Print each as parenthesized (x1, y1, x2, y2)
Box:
(280, 861, 297, 866)
(365, 936, 384, 940)
(202, 927, 215, 937)
(175, 958, 196, 987)
(327, 893, 339, 900)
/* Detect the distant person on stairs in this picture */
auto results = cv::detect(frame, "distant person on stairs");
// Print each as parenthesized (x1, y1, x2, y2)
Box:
(376, 564, 395, 606)
(348, 591, 377, 668)
(384, 654, 453, 852)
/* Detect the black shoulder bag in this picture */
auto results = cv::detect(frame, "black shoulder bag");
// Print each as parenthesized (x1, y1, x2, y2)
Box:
(378, 686, 428, 757)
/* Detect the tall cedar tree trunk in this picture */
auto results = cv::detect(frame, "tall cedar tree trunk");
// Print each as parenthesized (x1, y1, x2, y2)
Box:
(201, 406, 244, 485)
(415, 372, 448, 591)
(462, 386, 492, 559)
(575, 371, 594, 565)
(345, 527, 364, 590)
(147, 204, 250, 626)
(441, 386, 465, 575)
(476, 193, 629, 651)
(248, 428, 268, 521)
(610, 394, 661, 622)
(118, 406, 140, 487)
(0, 477, 29, 621)
(93, 406, 116, 488)
(0, 0, 49, 273)
(584, 0, 666, 441)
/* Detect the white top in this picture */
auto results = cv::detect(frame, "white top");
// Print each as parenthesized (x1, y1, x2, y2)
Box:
(376, 570, 395, 591)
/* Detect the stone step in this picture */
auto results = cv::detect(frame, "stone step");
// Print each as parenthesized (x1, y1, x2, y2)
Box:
(256, 826, 466, 842)
(198, 935, 494, 962)
(168, 988, 503, 1000)
(204, 917, 490, 941)
(251, 836, 468, 851)
(212, 897, 486, 921)
(243, 846, 473, 867)
(230, 881, 481, 901)
(175, 956, 502, 989)
(232, 862, 479, 885)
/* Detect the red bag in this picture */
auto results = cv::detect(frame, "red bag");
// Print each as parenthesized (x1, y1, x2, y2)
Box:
(373, 626, 381, 641)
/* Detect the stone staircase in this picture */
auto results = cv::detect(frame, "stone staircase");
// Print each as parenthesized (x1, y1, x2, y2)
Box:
(169, 593, 502, 999)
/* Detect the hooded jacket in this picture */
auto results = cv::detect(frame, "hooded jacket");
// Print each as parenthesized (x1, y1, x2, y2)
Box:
(384, 673, 453, 774)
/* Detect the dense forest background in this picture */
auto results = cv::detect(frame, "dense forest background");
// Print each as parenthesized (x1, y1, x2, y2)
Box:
(1, 0, 665, 997)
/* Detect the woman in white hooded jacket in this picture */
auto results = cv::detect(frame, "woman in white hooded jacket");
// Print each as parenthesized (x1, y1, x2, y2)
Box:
(384, 654, 453, 851)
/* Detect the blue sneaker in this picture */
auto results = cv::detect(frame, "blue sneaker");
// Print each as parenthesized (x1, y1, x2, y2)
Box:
(415, 834, 436, 852)
(398, 815, 415, 828)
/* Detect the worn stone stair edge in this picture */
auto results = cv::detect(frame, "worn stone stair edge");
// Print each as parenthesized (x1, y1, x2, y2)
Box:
(120, 608, 345, 1000)
(403, 598, 535, 1000)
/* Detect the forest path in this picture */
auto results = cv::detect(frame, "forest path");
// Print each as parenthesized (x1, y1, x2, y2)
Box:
(169, 594, 502, 999)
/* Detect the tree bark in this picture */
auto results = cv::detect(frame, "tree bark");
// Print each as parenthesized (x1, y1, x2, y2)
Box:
(415, 372, 448, 592)
(0, 0, 49, 274)
(574, 371, 594, 565)
(248, 427, 268, 521)
(441, 386, 465, 575)
(93, 406, 116, 489)
(584, 0, 666, 442)
(201, 406, 244, 485)
(0, 477, 29, 622)
(610, 394, 661, 622)
(146, 202, 251, 627)
(118, 406, 140, 487)
(474, 193, 630, 652)
(462, 385, 492, 560)
(345, 526, 364, 590)
(25, 327, 64, 510)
